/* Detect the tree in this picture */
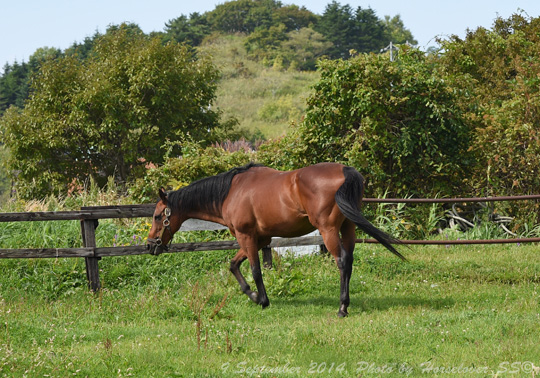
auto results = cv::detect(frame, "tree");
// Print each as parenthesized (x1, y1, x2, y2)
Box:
(244, 23, 288, 62)
(0, 61, 29, 114)
(206, 0, 279, 34)
(273, 4, 318, 31)
(164, 1, 318, 48)
(65, 33, 101, 60)
(0, 24, 222, 199)
(383, 15, 417, 45)
(282, 28, 333, 70)
(315, 1, 389, 58)
(314, 1, 356, 59)
(353, 7, 386, 53)
(164, 13, 210, 46)
(0, 48, 62, 115)
(439, 12, 540, 195)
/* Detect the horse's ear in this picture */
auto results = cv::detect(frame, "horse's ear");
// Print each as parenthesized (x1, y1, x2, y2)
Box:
(159, 187, 168, 203)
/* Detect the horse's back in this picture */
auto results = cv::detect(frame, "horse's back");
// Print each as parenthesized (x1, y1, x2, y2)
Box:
(233, 162, 347, 200)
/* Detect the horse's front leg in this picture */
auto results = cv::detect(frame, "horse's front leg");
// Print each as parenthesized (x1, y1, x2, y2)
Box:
(230, 249, 258, 303)
(236, 233, 270, 308)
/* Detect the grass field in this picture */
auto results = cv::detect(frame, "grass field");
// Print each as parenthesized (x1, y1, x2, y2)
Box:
(1, 241, 539, 377)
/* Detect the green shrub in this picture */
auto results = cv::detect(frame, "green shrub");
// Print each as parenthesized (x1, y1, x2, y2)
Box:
(129, 140, 253, 203)
(296, 49, 474, 197)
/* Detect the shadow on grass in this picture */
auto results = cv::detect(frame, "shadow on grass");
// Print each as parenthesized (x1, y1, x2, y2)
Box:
(357, 295, 455, 312)
(272, 294, 455, 315)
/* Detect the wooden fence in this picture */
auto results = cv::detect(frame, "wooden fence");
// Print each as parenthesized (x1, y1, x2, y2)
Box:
(1, 194, 540, 291)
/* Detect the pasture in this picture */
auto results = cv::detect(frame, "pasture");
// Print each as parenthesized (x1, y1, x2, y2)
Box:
(1, 241, 539, 377)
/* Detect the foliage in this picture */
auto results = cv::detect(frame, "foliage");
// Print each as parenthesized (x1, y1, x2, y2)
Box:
(64, 33, 101, 60)
(0, 61, 29, 114)
(245, 26, 333, 71)
(0, 145, 10, 200)
(164, 12, 210, 46)
(0, 24, 223, 199)
(240, 1, 416, 69)
(256, 94, 302, 122)
(165, 0, 319, 53)
(273, 3, 319, 31)
(129, 138, 253, 203)
(244, 23, 288, 61)
(439, 13, 540, 196)
(261, 47, 473, 197)
(205, 0, 281, 34)
(0, 48, 61, 115)
(283, 28, 334, 70)
(383, 15, 418, 45)
(164, 1, 416, 72)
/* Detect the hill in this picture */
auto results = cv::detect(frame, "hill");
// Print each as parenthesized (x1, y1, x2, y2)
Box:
(200, 34, 320, 139)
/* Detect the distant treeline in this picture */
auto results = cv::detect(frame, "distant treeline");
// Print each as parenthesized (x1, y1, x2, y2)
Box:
(0, 0, 416, 115)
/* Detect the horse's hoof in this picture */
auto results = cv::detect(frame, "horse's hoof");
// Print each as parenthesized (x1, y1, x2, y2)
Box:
(337, 310, 349, 317)
(248, 291, 259, 303)
(260, 299, 270, 309)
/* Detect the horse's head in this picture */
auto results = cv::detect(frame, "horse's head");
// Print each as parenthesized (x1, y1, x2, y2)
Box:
(146, 188, 178, 255)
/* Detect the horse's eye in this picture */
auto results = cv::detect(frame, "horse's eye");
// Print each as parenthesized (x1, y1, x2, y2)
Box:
(154, 215, 162, 221)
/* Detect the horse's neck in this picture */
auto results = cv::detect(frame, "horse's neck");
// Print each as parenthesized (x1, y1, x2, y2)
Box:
(185, 210, 226, 227)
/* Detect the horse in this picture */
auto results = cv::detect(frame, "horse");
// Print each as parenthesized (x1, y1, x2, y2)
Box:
(147, 162, 405, 317)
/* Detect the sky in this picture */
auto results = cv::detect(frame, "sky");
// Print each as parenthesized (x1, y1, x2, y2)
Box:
(2, 0, 540, 70)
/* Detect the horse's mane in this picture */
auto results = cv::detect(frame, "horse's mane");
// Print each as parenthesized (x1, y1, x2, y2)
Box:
(167, 162, 264, 215)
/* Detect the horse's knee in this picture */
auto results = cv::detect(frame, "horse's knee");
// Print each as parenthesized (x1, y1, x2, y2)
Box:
(230, 254, 246, 272)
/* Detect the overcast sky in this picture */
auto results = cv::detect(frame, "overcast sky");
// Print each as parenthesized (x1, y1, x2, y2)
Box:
(2, 0, 540, 68)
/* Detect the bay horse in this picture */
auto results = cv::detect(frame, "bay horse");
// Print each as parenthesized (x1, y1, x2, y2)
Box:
(147, 162, 405, 317)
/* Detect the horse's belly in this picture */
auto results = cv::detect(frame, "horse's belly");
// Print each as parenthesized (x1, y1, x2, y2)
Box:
(258, 216, 316, 238)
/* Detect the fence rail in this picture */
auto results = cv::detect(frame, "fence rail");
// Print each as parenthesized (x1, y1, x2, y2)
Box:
(0, 195, 539, 291)
(362, 194, 540, 204)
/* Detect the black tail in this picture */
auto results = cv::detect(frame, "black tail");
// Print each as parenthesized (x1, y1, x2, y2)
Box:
(335, 166, 406, 261)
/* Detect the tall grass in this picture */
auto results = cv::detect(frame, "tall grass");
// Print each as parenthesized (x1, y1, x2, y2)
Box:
(363, 197, 538, 242)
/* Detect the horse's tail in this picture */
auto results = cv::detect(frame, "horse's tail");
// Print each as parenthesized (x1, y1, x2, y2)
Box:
(335, 166, 406, 261)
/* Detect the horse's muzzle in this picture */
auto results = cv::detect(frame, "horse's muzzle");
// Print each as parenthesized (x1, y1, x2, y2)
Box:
(146, 239, 166, 256)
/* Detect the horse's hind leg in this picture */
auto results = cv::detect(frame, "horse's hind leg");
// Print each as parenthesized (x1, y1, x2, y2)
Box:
(320, 222, 355, 317)
(339, 220, 356, 316)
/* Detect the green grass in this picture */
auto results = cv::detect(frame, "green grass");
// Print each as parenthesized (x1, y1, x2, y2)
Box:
(1, 243, 539, 377)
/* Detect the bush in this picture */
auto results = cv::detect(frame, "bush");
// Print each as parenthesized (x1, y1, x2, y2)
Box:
(129, 140, 253, 203)
(261, 48, 474, 198)
(439, 13, 540, 197)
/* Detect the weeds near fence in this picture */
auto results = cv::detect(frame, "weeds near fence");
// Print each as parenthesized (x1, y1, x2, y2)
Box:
(363, 194, 540, 241)
(186, 279, 231, 351)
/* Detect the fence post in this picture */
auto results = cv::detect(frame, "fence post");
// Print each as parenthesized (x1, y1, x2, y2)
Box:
(81, 219, 101, 291)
